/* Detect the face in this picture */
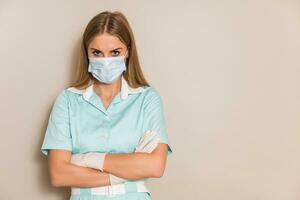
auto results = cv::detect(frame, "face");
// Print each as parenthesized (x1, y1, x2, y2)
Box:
(87, 32, 128, 59)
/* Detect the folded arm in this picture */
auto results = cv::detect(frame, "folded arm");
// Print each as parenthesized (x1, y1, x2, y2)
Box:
(103, 143, 168, 179)
(47, 150, 110, 188)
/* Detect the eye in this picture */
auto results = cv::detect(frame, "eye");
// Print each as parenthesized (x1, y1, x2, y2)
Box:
(111, 50, 120, 56)
(92, 50, 103, 57)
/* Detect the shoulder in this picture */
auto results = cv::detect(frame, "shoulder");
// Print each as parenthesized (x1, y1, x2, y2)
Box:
(50, 89, 71, 108)
(53, 87, 80, 105)
(142, 86, 164, 106)
(62, 86, 86, 100)
(142, 86, 161, 98)
(54, 89, 68, 100)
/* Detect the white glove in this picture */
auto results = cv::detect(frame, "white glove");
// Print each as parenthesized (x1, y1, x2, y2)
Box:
(109, 130, 160, 185)
(70, 153, 86, 167)
(70, 153, 123, 185)
(135, 130, 160, 153)
(70, 152, 106, 171)
(83, 152, 107, 171)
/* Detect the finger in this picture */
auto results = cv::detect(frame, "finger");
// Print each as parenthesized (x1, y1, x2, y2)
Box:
(138, 131, 158, 150)
(136, 130, 151, 148)
(138, 130, 152, 144)
(142, 136, 160, 153)
(137, 130, 155, 150)
(144, 138, 160, 153)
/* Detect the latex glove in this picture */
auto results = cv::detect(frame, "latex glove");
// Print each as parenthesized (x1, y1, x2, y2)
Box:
(71, 153, 123, 185)
(135, 130, 160, 153)
(70, 153, 86, 167)
(70, 153, 124, 185)
(70, 152, 106, 171)
(83, 152, 107, 171)
(109, 130, 160, 185)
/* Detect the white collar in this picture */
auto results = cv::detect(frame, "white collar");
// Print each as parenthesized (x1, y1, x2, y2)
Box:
(67, 75, 145, 101)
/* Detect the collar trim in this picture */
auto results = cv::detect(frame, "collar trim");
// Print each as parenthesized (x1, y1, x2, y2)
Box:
(67, 76, 145, 101)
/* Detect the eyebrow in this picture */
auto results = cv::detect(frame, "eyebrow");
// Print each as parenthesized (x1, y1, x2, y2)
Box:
(90, 48, 123, 52)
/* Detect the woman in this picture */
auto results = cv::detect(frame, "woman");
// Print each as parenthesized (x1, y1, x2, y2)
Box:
(41, 11, 173, 200)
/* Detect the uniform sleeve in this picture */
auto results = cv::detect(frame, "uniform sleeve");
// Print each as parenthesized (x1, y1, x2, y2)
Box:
(41, 89, 72, 156)
(143, 88, 173, 156)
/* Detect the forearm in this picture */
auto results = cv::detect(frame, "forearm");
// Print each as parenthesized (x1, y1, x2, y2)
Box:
(50, 161, 110, 188)
(102, 152, 158, 180)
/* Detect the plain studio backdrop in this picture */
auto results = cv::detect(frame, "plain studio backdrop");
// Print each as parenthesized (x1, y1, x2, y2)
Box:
(0, 0, 299, 200)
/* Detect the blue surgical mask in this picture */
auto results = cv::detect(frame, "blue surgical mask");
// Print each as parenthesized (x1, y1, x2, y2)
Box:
(88, 51, 128, 84)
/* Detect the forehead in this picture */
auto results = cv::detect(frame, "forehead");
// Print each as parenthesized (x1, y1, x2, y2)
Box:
(89, 32, 126, 51)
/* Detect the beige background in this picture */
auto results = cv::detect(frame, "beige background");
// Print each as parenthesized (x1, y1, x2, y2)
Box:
(0, 0, 300, 199)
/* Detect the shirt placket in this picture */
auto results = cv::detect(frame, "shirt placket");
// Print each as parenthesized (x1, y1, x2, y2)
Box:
(84, 91, 122, 151)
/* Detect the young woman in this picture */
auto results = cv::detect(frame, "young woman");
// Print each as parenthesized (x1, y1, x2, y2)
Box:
(41, 10, 173, 200)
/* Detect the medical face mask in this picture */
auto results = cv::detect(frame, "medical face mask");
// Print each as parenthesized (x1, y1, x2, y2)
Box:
(88, 51, 128, 84)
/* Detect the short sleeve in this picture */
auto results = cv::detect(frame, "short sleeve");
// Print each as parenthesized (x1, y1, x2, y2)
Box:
(143, 88, 173, 156)
(41, 89, 73, 156)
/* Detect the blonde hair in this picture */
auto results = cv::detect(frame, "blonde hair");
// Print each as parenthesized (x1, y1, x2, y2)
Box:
(68, 11, 150, 89)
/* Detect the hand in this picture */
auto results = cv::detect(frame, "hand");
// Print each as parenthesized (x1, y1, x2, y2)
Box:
(70, 153, 86, 167)
(70, 152, 106, 171)
(135, 130, 160, 153)
(71, 153, 116, 186)
(83, 152, 107, 171)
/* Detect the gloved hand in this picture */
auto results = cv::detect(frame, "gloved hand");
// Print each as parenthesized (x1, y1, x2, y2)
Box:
(135, 130, 160, 153)
(82, 152, 107, 171)
(70, 153, 86, 166)
(70, 151, 106, 172)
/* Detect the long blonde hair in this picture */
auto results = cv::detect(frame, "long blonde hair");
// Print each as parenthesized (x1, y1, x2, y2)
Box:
(68, 11, 150, 89)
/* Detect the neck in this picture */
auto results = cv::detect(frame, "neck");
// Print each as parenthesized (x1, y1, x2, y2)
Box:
(93, 76, 122, 99)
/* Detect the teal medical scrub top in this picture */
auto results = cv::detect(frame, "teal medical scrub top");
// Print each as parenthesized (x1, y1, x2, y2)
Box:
(41, 75, 173, 157)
